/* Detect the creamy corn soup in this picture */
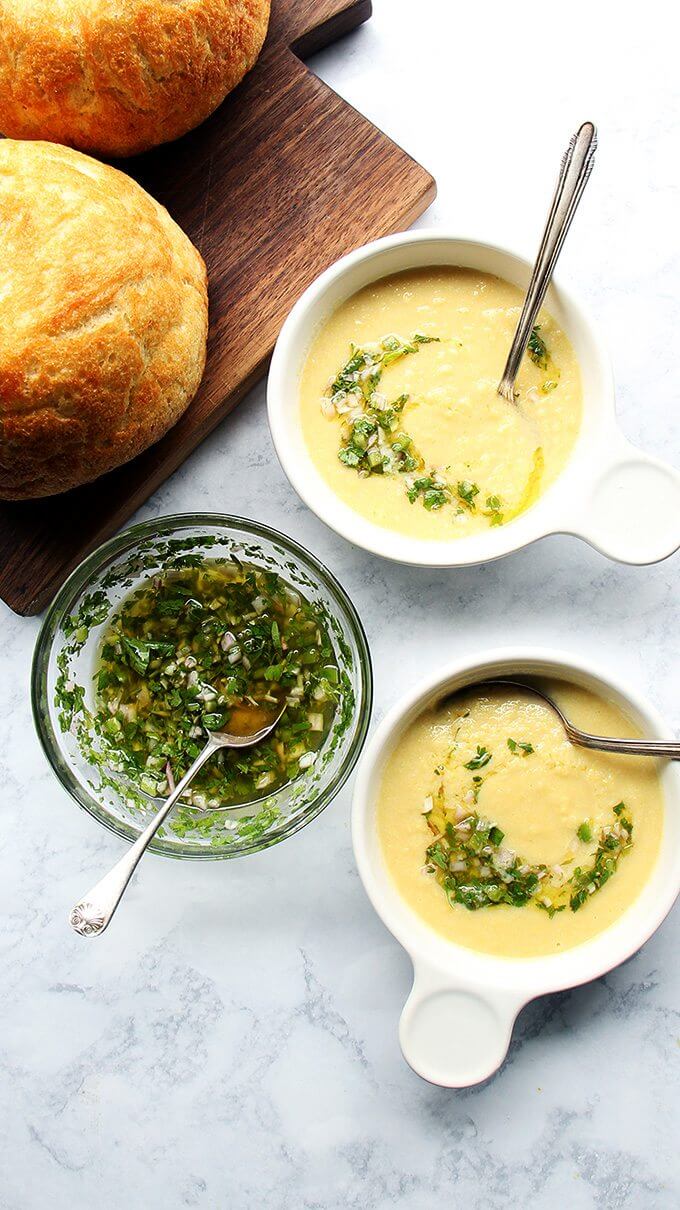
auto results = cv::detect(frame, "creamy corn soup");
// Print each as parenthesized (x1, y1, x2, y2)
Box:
(377, 682, 664, 957)
(300, 268, 582, 538)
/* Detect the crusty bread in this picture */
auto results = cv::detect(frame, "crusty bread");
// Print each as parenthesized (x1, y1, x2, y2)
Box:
(0, 0, 270, 157)
(0, 140, 208, 500)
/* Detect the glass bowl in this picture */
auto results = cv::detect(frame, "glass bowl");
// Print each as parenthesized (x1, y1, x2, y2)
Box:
(32, 514, 373, 859)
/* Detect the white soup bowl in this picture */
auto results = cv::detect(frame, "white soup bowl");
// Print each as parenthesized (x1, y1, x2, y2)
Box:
(268, 232, 680, 568)
(351, 647, 680, 1087)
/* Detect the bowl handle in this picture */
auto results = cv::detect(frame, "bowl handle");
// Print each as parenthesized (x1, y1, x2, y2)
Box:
(399, 958, 526, 1088)
(568, 441, 680, 565)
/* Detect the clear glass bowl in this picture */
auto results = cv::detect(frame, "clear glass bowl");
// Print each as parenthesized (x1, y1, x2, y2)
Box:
(32, 514, 373, 859)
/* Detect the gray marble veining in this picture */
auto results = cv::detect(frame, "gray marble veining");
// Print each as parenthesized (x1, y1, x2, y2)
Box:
(2, 1, 680, 1205)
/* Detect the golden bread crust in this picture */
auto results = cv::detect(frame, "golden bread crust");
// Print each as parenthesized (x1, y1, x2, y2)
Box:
(0, 0, 270, 156)
(0, 139, 208, 499)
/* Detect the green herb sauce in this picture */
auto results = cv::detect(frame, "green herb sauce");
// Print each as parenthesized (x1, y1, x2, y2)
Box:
(323, 330, 556, 528)
(93, 562, 341, 810)
(424, 789, 633, 915)
(528, 324, 562, 394)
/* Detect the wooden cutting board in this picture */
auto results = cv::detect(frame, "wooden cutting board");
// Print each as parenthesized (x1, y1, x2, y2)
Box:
(0, 0, 435, 616)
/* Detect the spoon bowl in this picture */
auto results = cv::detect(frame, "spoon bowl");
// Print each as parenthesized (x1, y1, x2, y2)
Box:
(213, 698, 287, 746)
(475, 679, 680, 760)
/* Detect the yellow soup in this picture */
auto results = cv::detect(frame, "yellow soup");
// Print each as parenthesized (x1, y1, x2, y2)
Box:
(377, 682, 664, 957)
(300, 268, 582, 538)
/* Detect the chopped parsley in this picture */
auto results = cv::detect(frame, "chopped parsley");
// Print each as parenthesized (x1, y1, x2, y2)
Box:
(464, 745, 492, 771)
(569, 810, 633, 912)
(507, 737, 534, 756)
(456, 480, 479, 511)
(423, 794, 634, 916)
(528, 325, 549, 370)
(483, 495, 504, 526)
(527, 327, 561, 401)
(323, 335, 508, 529)
(406, 476, 450, 510)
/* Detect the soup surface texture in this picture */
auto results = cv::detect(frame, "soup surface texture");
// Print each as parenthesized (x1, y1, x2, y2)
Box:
(377, 682, 664, 957)
(300, 268, 582, 539)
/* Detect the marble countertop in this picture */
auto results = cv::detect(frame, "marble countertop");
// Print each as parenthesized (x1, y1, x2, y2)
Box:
(2, 1, 680, 1205)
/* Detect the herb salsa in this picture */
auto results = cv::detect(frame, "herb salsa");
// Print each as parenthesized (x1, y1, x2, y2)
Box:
(94, 562, 341, 809)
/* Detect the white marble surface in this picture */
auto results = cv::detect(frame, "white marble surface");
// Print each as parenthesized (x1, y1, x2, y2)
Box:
(2, 1, 680, 1205)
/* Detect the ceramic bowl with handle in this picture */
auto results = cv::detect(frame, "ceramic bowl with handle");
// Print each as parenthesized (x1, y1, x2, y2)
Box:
(351, 647, 680, 1087)
(268, 232, 680, 568)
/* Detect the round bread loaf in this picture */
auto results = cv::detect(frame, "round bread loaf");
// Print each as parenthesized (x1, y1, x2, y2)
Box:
(0, 140, 208, 500)
(0, 0, 270, 157)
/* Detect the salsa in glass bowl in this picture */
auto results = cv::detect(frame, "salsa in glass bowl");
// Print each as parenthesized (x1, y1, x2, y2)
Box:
(32, 514, 372, 859)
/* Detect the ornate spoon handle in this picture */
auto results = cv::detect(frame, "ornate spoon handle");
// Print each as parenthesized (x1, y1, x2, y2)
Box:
(498, 121, 597, 402)
(68, 736, 219, 937)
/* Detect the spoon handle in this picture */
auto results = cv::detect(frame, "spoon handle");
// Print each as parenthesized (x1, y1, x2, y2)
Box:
(566, 727, 680, 760)
(68, 736, 219, 938)
(498, 121, 597, 402)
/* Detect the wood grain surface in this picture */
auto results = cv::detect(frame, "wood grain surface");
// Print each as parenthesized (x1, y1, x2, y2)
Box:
(0, 0, 436, 616)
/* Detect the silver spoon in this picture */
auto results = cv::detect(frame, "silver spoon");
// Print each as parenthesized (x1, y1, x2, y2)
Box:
(68, 699, 287, 938)
(497, 121, 597, 403)
(478, 680, 680, 759)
